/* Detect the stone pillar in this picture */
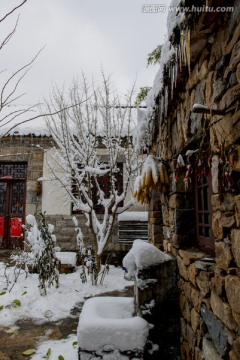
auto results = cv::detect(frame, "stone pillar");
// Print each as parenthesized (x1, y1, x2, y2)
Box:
(148, 190, 164, 248)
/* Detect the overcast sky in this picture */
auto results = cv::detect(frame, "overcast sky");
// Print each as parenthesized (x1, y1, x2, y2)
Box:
(1, 0, 169, 108)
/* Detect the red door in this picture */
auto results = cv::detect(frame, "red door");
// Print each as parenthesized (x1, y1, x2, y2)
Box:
(0, 163, 27, 249)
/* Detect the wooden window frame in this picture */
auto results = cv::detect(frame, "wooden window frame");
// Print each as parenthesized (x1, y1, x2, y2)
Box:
(194, 172, 215, 256)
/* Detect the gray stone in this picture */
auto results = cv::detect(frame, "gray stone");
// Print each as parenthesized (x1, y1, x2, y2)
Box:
(202, 336, 222, 360)
(201, 305, 232, 356)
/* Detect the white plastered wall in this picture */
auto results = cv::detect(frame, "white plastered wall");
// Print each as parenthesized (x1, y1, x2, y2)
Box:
(41, 149, 71, 215)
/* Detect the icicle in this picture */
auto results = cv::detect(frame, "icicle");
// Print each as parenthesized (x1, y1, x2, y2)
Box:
(186, 29, 191, 74)
(174, 61, 178, 87)
(160, 95, 164, 124)
(171, 65, 174, 99)
(164, 86, 168, 117)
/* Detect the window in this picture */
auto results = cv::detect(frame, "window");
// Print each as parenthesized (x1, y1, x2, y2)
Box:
(194, 173, 215, 256)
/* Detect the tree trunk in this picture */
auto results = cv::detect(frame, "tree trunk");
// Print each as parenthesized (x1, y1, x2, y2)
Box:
(96, 254, 101, 273)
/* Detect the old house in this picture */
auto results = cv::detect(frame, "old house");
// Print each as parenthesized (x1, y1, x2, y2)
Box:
(136, 0, 240, 358)
(0, 124, 147, 261)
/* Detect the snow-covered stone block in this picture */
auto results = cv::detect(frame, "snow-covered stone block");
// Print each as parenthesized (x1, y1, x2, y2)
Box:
(56, 252, 77, 273)
(77, 297, 149, 353)
(123, 239, 171, 279)
(56, 252, 77, 266)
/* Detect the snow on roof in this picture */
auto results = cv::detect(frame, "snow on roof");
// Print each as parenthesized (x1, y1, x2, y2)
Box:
(118, 211, 148, 222)
(123, 240, 171, 277)
(1, 108, 138, 138)
(77, 296, 149, 352)
(0, 119, 50, 137)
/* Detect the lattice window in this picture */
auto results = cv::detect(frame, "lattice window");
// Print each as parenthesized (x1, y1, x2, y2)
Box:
(0, 162, 27, 179)
(0, 182, 7, 214)
(11, 182, 25, 215)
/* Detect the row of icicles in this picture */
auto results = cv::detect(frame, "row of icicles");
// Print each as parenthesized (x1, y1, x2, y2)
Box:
(134, 155, 169, 204)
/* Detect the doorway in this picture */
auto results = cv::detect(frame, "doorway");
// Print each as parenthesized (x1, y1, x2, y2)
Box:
(0, 163, 27, 249)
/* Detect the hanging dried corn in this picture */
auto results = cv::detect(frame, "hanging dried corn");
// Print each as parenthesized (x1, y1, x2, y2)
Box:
(134, 155, 169, 204)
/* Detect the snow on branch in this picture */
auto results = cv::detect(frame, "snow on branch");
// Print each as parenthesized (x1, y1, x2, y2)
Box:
(45, 73, 140, 270)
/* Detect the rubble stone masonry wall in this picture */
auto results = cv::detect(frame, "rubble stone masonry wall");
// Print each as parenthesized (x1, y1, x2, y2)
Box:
(149, 5, 240, 360)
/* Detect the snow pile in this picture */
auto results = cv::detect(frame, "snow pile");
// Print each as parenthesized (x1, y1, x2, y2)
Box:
(118, 211, 148, 222)
(55, 252, 77, 266)
(123, 240, 171, 278)
(77, 296, 149, 351)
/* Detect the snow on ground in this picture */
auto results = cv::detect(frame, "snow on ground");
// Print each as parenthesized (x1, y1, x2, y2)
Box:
(0, 263, 131, 334)
(0, 264, 134, 359)
(0, 265, 132, 328)
(31, 334, 78, 360)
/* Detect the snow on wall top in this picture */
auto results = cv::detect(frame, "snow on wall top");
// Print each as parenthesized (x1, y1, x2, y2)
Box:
(77, 296, 149, 351)
(118, 211, 148, 222)
(123, 239, 171, 277)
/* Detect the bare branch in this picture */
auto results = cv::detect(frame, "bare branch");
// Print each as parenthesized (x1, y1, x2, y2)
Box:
(0, 16, 19, 51)
(0, 0, 28, 23)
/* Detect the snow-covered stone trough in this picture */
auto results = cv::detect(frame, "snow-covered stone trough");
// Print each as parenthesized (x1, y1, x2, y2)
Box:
(77, 296, 149, 359)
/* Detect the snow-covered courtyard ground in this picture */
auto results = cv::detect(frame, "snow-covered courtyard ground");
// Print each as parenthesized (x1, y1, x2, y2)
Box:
(0, 264, 133, 359)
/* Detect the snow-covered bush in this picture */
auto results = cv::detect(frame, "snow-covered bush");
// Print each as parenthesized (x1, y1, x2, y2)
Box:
(24, 213, 59, 295)
(73, 216, 109, 285)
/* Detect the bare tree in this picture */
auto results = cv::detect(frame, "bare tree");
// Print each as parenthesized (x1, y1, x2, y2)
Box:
(0, 0, 42, 132)
(45, 73, 139, 272)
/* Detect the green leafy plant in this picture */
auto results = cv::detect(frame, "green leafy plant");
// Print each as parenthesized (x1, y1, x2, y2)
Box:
(44, 348, 52, 359)
(58, 356, 64, 360)
(72, 341, 78, 348)
(0, 291, 6, 296)
(135, 86, 151, 106)
(22, 349, 36, 356)
(147, 44, 162, 66)
(11, 299, 21, 308)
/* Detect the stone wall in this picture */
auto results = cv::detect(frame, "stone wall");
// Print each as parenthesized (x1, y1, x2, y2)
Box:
(45, 213, 132, 264)
(149, 4, 240, 359)
(0, 135, 48, 216)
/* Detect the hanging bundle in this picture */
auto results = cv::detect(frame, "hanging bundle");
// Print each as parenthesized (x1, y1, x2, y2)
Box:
(134, 155, 169, 204)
